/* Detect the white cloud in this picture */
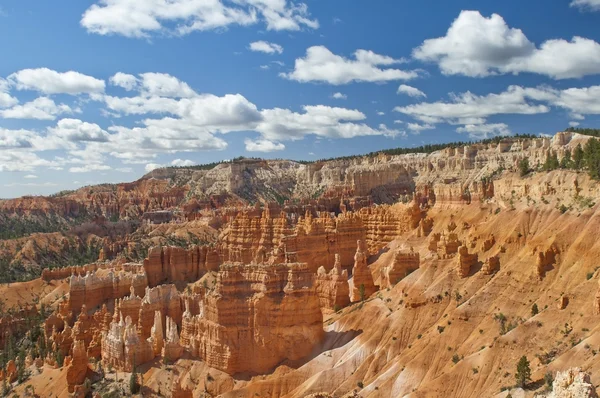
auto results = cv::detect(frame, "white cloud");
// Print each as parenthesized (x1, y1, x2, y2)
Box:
(456, 123, 511, 139)
(109, 72, 139, 91)
(81, 0, 318, 38)
(260, 65, 270, 70)
(145, 163, 163, 173)
(0, 151, 60, 172)
(69, 164, 112, 173)
(48, 118, 110, 143)
(249, 40, 283, 54)
(115, 167, 133, 173)
(331, 92, 347, 100)
(413, 10, 600, 79)
(406, 123, 434, 133)
(569, 121, 580, 127)
(257, 105, 403, 141)
(377, 111, 385, 116)
(0, 97, 73, 120)
(571, 0, 600, 11)
(244, 138, 285, 152)
(397, 84, 426, 98)
(0, 78, 18, 108)
(138, 72, 196, 98)
(8, 68, 105, 94)
(24, 174, 38, 179)
(171, 159, 195, 167)
(4, 182, 58, 188)
(394, 85, 550, 124)
(281, 46, 419, 84)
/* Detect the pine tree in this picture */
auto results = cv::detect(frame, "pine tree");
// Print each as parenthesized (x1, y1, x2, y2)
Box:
(573, 144, 585, 170)
(543, 150, 559, 171)
(515, 355, 531, 388)
(518, 158, 530, 177)
(560, 149, 572, 169)
(584, 138, 600, 180)
(359, 284, 366, 302)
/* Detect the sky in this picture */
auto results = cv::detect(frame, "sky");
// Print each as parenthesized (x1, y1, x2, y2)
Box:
(1, 0, 600, 197)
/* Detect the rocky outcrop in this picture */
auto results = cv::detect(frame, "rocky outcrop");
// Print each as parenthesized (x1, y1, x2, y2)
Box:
(143, 245, 219, 287)
(547, 368, 598, 398)
(456, 246, 478, 278)
(482, 256, 499, 275)
(537, 247, 559, 279)
(350, 240, 377, 302)
(315, 254, 350, 311)
(172, 375, 194, 398)
(162, 316, 183, 363)
(101, 313, 153, 372)
(66, 340, 88, 393)
(69, 269, 147, 313)
(380, 247, 420, 288)
(181, 262, 323, 374)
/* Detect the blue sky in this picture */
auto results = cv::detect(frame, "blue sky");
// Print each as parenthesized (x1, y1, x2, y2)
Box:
(1, 0, 600, 197)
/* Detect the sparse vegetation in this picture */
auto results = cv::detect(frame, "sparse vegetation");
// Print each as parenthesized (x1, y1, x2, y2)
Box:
(515, 356, 531, 388)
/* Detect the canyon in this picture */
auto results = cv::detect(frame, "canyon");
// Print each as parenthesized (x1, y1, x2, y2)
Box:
(1, 132, 600, 397)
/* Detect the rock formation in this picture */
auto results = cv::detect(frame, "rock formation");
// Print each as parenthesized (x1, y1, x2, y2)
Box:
(456, 245, 478, 278)
(350, 240, 377, 302)
(69, 269, 147, 313)
(482, 255, 499, 275)
(181, 262, 323, 374)
(546, 368, 598, 398)
(315, 254, 350, 311)
(162, 316, 183, 363)
(101, 314, 153, 372)
(380, 247, 420, 288)
(143, 245, 219, 287)
(537, 247, 559, 279)
(66, 340, 89, 393)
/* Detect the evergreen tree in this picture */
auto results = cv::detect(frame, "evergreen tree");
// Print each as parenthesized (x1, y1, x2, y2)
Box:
(573, 144, 585, 170)
(518, 158, 530, 177)
(584, 138, 600, 180)
(543, 150, 559, 171)
(560, 149, 572, 169)
(359, 284, 366, 302)
(130, 367, 140, 394)
(515, 355, 531, 388)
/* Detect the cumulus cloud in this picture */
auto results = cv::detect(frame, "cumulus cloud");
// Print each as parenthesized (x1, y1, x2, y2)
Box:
(397, 84, 426, 98)
(69, 164, 112, 173)
(24, 174, 38, 179)
(257, 105, 403, 140)
(571, 0, 600, 11)
(0, 97, 73, 120)
(81, 0, 318, 38)
(249, 40, 283, 54)
(331, 92, 347, 99)
(281, 46, 419, 84)
(48, 119, 110, 143)
(244, 138, 285, 152)
(406, 123, 434, 133)
(109, 72, 139, 91)
(394, 85, 551, 124)
(456, 123, 511, 139)
(413, 10, 600, 79)
(8, 68, 105, 94)
(569, 121, 581, 127)
(171, 159, 196, 167)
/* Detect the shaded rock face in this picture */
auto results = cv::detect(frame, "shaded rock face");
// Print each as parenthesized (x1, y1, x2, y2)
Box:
(380, 247, 420, 289)
(315, 254, 350, 311)
(350, 240, 377, 302)
(181, 262, 324, 374)
(547, 368, 598, 398)
(101, 313, 153, 372)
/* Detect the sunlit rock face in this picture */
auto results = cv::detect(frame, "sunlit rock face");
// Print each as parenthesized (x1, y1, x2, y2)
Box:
(181, 262, 324, 374)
